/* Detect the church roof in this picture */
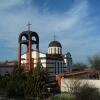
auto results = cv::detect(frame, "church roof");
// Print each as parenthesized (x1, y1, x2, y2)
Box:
(48, 41, 62, 48)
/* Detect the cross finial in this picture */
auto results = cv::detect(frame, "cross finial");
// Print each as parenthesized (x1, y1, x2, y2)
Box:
(54, 34, 56, 41)
(27, 21, 31, 31)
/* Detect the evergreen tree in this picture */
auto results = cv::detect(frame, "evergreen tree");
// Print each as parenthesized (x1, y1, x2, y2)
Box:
(6, 65, 26, 98)
(25, 61, 48, 99)
(0, 62, 48, 99)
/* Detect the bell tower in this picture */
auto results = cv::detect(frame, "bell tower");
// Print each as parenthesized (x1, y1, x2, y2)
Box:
(18, 23, 39, 71)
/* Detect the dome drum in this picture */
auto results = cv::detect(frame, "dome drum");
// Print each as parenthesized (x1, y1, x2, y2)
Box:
(48, 40, 62, 55)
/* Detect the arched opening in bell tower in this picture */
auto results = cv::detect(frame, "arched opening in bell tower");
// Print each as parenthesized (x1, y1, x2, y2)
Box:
(18, 31, 39, 71)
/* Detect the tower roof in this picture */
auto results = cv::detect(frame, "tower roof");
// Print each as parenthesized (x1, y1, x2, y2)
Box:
(48, 40, 62, 48)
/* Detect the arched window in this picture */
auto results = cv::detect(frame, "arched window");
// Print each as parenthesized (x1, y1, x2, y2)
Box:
(55, 62, 58, 74)
(55, 62, 56, 74)
(22, 36, 27, 41)
(51, 48, 52, 54)
(58, 62, 59, 73)
(58, 48, 59, 54)
(32, 36, 36, 41)
(54, 48, 56, 54)
(61, 62, 62, 73)
(60, 48, 62, 54)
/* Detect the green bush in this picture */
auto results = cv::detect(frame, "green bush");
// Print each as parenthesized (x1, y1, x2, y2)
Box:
(0, 62, 48, 99)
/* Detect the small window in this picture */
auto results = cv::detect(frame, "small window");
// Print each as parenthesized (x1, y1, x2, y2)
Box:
(58, 62, 59, 73)
(51, 48, 52, 54)
(22, 36, 27, 41)
(61, 63, 62, 73)
(60, 48, 61, 54)
(58, 48, 59, 54)
(55, 48, 56, 54)
(55, 62, 56, 74)
(32, 36, 36, 41)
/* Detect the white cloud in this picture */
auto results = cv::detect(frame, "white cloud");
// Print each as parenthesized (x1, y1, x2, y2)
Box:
(0, 0, 25, 11)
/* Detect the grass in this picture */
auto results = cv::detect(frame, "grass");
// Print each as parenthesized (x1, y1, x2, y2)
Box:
(47, 93, 75, 100)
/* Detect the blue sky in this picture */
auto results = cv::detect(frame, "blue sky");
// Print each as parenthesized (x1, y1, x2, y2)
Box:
(0, 0, 100, 64)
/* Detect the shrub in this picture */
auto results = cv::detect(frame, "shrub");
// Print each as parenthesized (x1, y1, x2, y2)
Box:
(75, 83, 100, 100)
(0, 62, 48, 99)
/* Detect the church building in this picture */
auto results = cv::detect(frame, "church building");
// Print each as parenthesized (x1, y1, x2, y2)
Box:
(20, 31, 72, 77)
(18, 22, 72, 77)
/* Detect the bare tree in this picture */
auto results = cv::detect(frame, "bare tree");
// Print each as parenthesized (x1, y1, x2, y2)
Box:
(88, 53, 100, 70)
(62, 78, 82, 95)
(62, 78, 100, 100)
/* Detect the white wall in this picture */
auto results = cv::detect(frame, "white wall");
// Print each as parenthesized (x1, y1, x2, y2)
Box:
(61, 78, 100, 92)
(21, 51, 68, 73)
(21, 51, 46, 68)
